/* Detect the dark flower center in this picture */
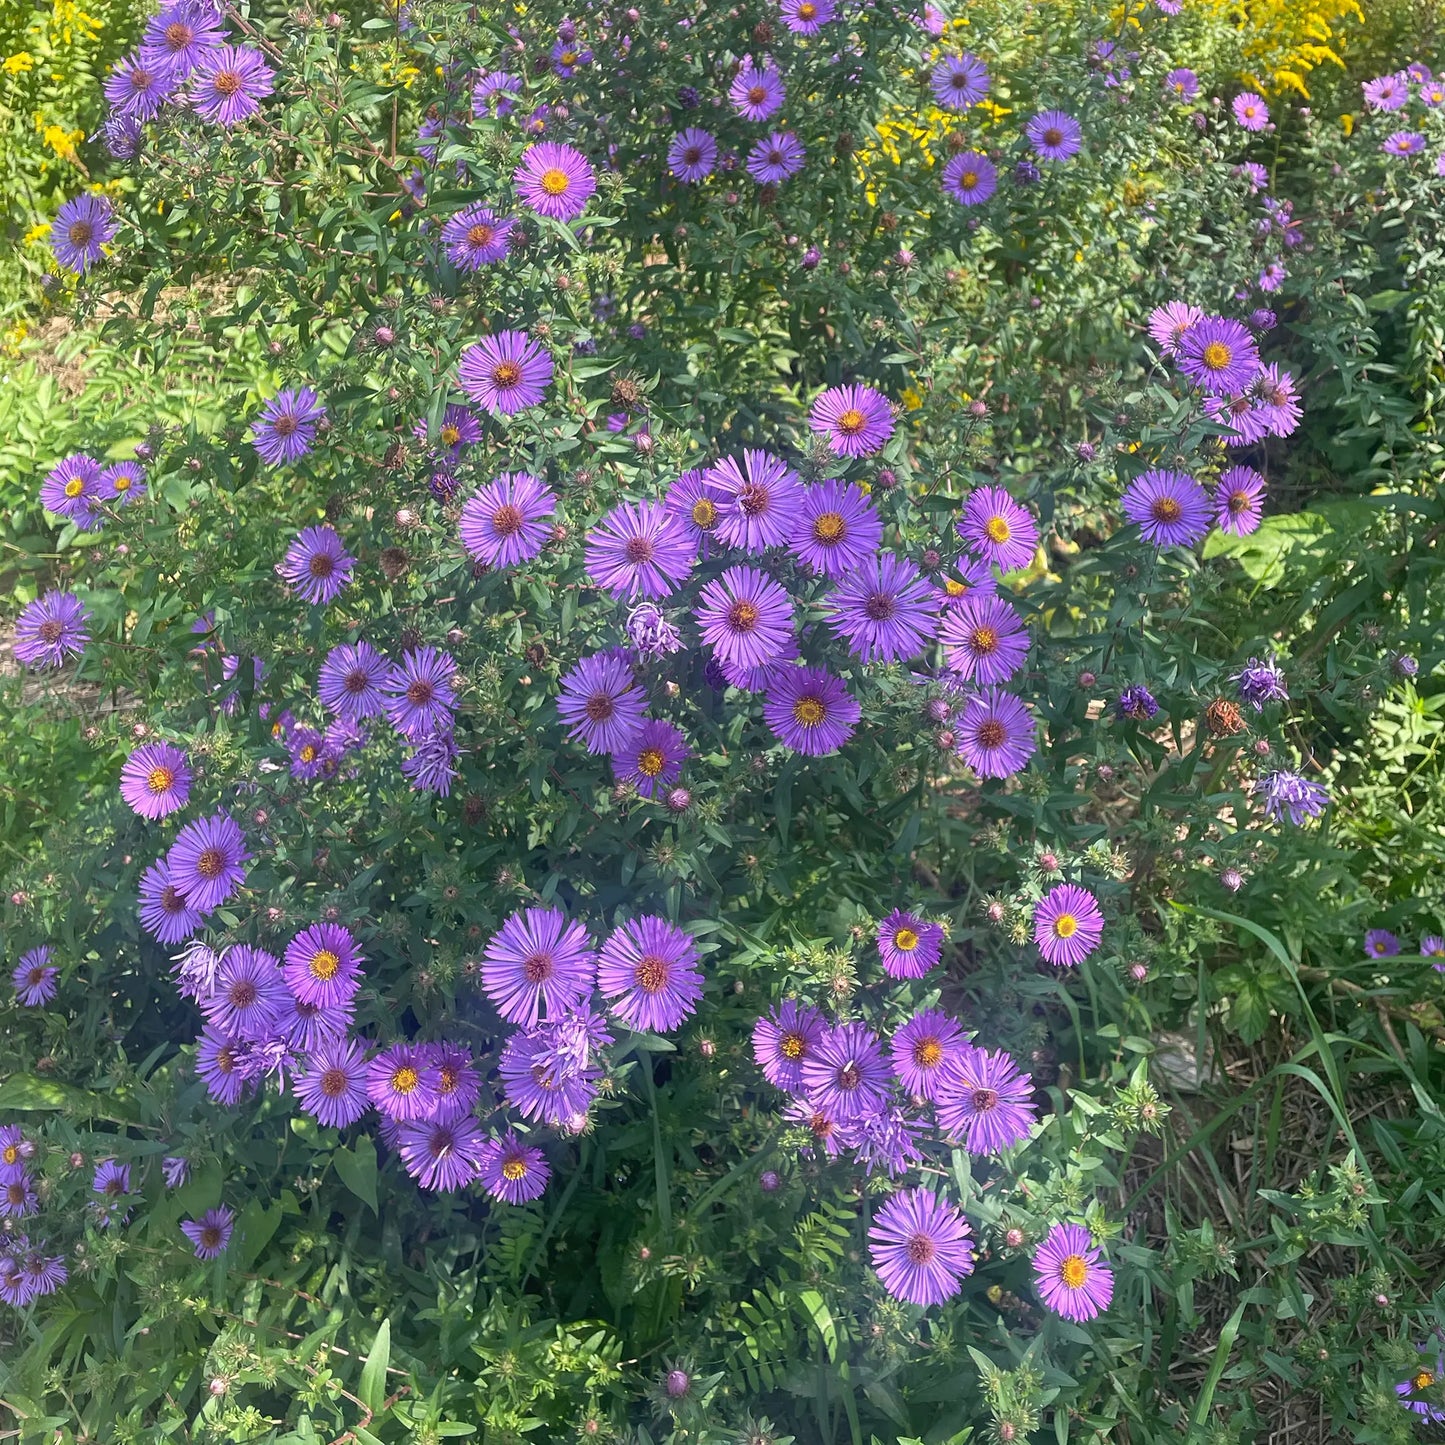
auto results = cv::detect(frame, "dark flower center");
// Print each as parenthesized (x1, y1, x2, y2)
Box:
(212, 68, 242, 96)
(229, 980, 257, 1008)
(200, 1224, 223, 1247)
(344, 667, 369, 693)
(68, 220, 94, 245)
(727, 599, 759, 631)
(635, 955, 669, 993)
(837, 1063, 862, 1091)
(1151, 497, 1183, 523)
(1227, 490, 1250, 514)
(1043, 126, 1063, 146)
(272, 414, 299, 436)
(467, 222, 494, 248)
(976, 719, 1006, 749)
(738, 483, 769, 516)
(624, 535, 655, 563)
(585, 691, 615, 722)
(37, 620, 64, 644)
(905, 1232, 937, 1264)
(407, 679, 435, 705)
(969, 625, 999, 654)
(195, 847, 226, 879)
(308, 551, 335, 578)
(682, 145, 703, 164)
(164, 20, 194, 47)
(160, 885, 185, 914)
(865, 592, 895, 620)
(130, 65, 155, 91)
(493, 360, 523, 389)
(970, 1086, 999, 1112)
(746, 84, 767, 104)
(492, 503, 525, 536)
(523, 952, 552, 983)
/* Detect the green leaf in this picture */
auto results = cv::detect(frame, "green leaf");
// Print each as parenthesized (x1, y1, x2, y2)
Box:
(358, 1318, 391, 1415)
(0, 1074, 141, 1124)
(333, 1135, 379, 1213)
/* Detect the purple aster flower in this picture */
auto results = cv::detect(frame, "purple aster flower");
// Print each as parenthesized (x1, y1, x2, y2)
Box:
(443, 203, 514, 269)
(557, 652, 647, 755)
(931, 53, 989, 110)
(499, 1025, 600, 1124)
(1365, 929, 1400, 959)
(828, 555, 936, 664)
(956, 686, 1036, 778)
(890, 1009, 967, 1100)
(1116, 685, 1159, 722)
(293, 1036, 370, 1127)
(801, 1021, 891, 1122)
(161, 1156, 190, 1189)
(14, 591, 91, 670)
(318, 640, 390, 721)
(0, 1127, 28, 1181)
(753, 999, 827, 1091)
(1363, 72, 1410, 111)
(1176, 316, 1259, 394)
(695, 565, 794, 670)
(1383, 131, 1426, 156)
(668, 127, 717, 181)
(196, 1025, 247, 1106)
(934, 555, 998, 611)
(1235, 161, 1270, 192)
(598, 915, 704, 1033)
(366, 1042, 440, 1122)
(39, 452, 105, 525)
(119, 741, 191, 820)
(181, 1206, 234, 1260)
(399, 1116, 486, 1192)
(548, 39, 591, 76)
(251, 387, 324, 466)
(460, 471, 556, 568)
(940, 593, 1029, 684)
(382, 647, 456, 739)
(1250, 307, 1277, 331)
(50, 194, 114, 274)
(877, 909, 944, 979)
(1165, 67, 1199, 100)
(1397, 1353, 1445, 1422)
(103, 113, 143, 158)
(1, 1175, 38, 1219)
(204, 945, 286, 1040)
(1422, 936, 1445, 966)
(614, 718, 690, 797)
(282, 922, 362, 1008)
(12, 946, 58, 1006)
(191, 45, 275, 126)
(746, 131, 805, 184)
(424, 1041, 481, 1122)
(1034, 883, 1105, 966)
(1256, 769, 1329, 825)
(401, 727, 460, 795)
(808, 385, 895, 459)
(277, 526, 353, 606)
(167, 813, 249, 913)
(869, 1187, 974, 1307)
(93, 1160, 131, 1205)
(483, 907, 597, 1027)
(1231, 91, 1269, 130)
(935, 1046, 1035, 1152)
(1026, 109, 1083, 160)
(1122, 468, 1210, 547)
(281, 993, 351, 1054)
(1147, 301, 1204, 358)
(1424, 82, 1445, 106)
(414, 404, 482, 455)
(586, 500, 695, 599)
(625, 603, 683, 661)
(845, 1106, 927, 1178)
(286, 725, 329, 782)
(729, 57, 785, 121)
(104, 48, 177, 120)
(101, 461, 145, 504)
(763, 666, 861, 756)
(783, 1097, 847, 1158)
(711, 450, 804, 553)
(138, 861, 204, 945)
(790, 480, 882, 577)
(473, 69, 522, 116)
(1251, 363, 1302, 437)
(458, 330, 553, 415)
(513, 142, 596, 221)
(781, 0, 835, 31)
(480, 1133, 550, 1202)
(142, 0, 224, 74)
(1233, 655, 1287, 710)
(1258, 261, 1286, 292)
(1215, 466, 1266, 535)
(958, 486, 1038, 573)
(943, 150, 997, 205)
(1032, 1222, 1114, 1321)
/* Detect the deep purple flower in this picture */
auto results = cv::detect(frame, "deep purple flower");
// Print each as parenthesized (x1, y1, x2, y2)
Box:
(614, 718, 690, 797)
(12, 946, 58, 1007)
(138, 860, 204, 945)
(935, 1046, 1035, 1152)
(548, 39, 591, 76)
(1252, 363, 1301, 437)
(1231, 92, 1269, 130)
(1032, 1222, 1114, 1321)
(763, 666, 861, 756)
(1396, 1352, 1445, 1421)
(252, 387, 324, 466)
(294, 1036, 370, 1127)
(119, 741, 191, 820)
(443, 203, 514, 269)
(499, 1024, 600, 1125)
(1363, 72, 1410, 111)
(460, 471, 556, 568)
(943, 151, 997, 205)
(940, 594, 1029, 684)
(1256, 769, 1329, 825)
(729, 57, 785, 121)
(890, 1009, 967, 1100)
(827, 555, 936, 664)
(317, 640, 390, 721)
(458, 331, 553, 415)
(167, 813, 249, 913)
(142, 1, 224, 74)
(958, 487, 1038, 573)
(39, 453, 105, 525)
(1422, 936, 1445, 966)
(780, 0, 835, 34)
(694, 565, 794, 670)
(93, 1160, 131, 1202)
(877, 909, 944, 979)
(426, 1041, 482, 1121)
(0, 1127, 28, 1181)
(1026, 109, 1083, 160)
(808, 385, 894, 459)
(399, 1116, 486, 1192)
(1034, 884, 1105, 966)
(846, 1107, 927, 1177)
(598, 915, 704, 1032)
(1, 1174, 38, 1218)
(191, 45, 275, 126)
(625, 603, 683, 661)
(483, 906, 597, 1027)
(401, 726, 460, 795)
(801, 1021, 891, 1123)
(513, 142, 596, 221)
(205, 946, 286, 1040)
(753, 999, 828, 1092)
(1116, 685, 1159, 722)
(381, 646, 456, 738)
(196, 1025, 247, 1106)
(1365, 929, 1400, 959)
(1165, 67, 1199, 100)
(282, 922, 362, 1008)
(278, 525, 354, 606)
(746, 131, 805, 184)
(955, 687, 1036, 777)
(13, 591, 91, 669)
(789, 480, 882, 577)
(1215, 466, 1266, 535)
(366, 1043, 440, 1122)
(480, 1133, 550, 1202)
(181, 1206, 235, 1259)
(586, 501, 695, 599)
(50, 194, 114, 274)
(557, 652, 647, 755)
(710, 450, 804, 553)
(931, 53, 988, 109)
(668, 127, 717, 181)
(1233, 655, 1287, 710)
(869, 1187, 974, 1307)
(473, 69, 522, 116)
(1122, 469, 1210, 547)
(1176, 317, 1259, 395)
(104, 48, 177, 120)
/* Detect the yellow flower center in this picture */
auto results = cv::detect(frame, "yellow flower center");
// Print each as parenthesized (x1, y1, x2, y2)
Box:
(969, 625, 998, 654)
(492, 361, 523, 389)
(635, 955, 669, 993)
(637, 746, 665, 777)
(64, 476, 86, 499)
(1052, 913, 1078, 939)
(299, 745, 317, 763)
(1151, 497, 1182, 523)
(691, 497, 717, 528)
(1415, 1370, 1436, 1392)
(539, 167, 570, 195)
(441, 424, 462, 446)
(1202, 341, 1231, 371)
(780, 1031, 806, 1059)
(1, 1145, 18, 1166)
(894, 927, 919, 951)
(113, 473, 131, 492)
(146, 766, 175, 795)
(391, 1066, 420, 1095)
(961, 169, 978, 188)
(502, 1157, 527, 1180)
(799, 1, 817, 15)
(195, 848, 225, 879)
(985, 515, 1011, 544)
(913, 1037, 942, 1067)
(812, 510, 846, 543)
(1060, 1254, 1088, 1289)
(309, 949, 341, 981)
(793, 697, 826, 727)
(466, 223, 494, 249)
(944, 578, 967, 597)
(835, 408, 865, 435)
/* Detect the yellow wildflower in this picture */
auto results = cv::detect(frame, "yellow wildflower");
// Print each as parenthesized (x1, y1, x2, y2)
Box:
(3, 51, 35, 74)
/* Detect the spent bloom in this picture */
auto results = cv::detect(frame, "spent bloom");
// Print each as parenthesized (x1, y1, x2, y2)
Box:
(1363, 72, 1410, 111)
(1233, 656, 1288, 710)
(1256, 769, 1330, 826)
(181, 1206, 235, 1260)
(1147, 301, 1204, 358)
